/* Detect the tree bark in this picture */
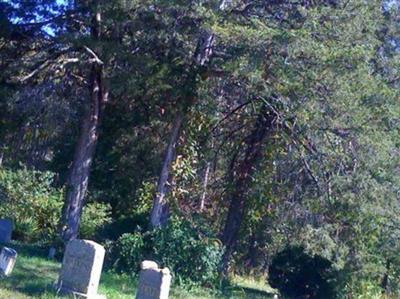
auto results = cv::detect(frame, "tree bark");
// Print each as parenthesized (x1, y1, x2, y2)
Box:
(149, 30, 215, 228)
(150, 113, 183, 228)
(381, 259, 390, 294)
(60, 9, 107, 243)
(220, 106, 276, 274)
(199, 161, 211, 211)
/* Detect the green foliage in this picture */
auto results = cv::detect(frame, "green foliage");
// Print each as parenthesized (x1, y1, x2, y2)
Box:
(151, 216, 224, 286)
(113, 217, 224, 286)
(268, 246, 339, 299)
(80, 202, 112, 240)
(99, 214, 150, 242)
(113, 231, 149, 273)
(0, 167, 63, 242)
(343, 278, 388, 299)
(1, 1, 400, 296)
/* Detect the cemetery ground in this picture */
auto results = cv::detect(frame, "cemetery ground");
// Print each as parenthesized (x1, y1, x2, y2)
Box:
(0, 242, 277, 299)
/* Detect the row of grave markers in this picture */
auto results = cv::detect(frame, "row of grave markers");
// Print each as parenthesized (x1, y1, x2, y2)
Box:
(0, 219, 172, 299)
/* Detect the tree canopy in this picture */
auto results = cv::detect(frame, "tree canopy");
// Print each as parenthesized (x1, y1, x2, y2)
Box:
(0, 0, 399, 297)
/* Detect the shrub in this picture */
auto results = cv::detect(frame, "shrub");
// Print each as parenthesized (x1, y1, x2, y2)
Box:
(113, 216, 224, 286)
(113, 231, 150, 272)
(80, 202, 112, 239)
(152, 216, 223, 286)
(268, 246, 338, 299)
(0, 167, 63, 242)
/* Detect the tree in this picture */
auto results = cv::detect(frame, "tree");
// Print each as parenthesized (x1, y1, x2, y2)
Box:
(60, 4, 108, 242)
(149, 2, 217, 228)
(213, 0, 400, 277)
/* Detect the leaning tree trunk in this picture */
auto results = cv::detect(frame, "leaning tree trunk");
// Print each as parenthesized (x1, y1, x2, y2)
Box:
(220, 106, 276, 274)
(150, 113, 183, 228)
(149, 30, 215, 228)
(61, 9, 107, 243)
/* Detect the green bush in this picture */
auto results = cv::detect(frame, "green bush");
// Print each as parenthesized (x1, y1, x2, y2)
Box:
(113, 231, 150, 272)
(152, 217, 223, 286)
(0, 167, 63, 242)
(80, 202, 112, 239)
(268, 246, 339, 299)
(113, 216, 224, 286)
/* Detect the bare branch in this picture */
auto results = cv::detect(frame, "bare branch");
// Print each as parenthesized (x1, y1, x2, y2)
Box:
(83, 46, 103, 65)
(20, 60, 53, 82)
(210, 100, 253, 133)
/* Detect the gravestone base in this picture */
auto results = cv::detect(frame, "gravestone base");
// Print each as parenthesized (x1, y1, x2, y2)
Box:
(58, 288, 106, 299)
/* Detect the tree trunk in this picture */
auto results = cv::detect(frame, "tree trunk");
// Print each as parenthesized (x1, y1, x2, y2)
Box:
(149, 30, 215, 228)
(245, 229, 259, 270)
(150, 113, 183, 228)
(220, 106, 276, 274)
(199, 161, 211, 211)
(60, 9, 107, 243)
(381, 259, 390, 294)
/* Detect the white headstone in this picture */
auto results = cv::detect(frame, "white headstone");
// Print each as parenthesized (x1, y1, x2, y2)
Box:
(57, 239, 106, 299)
(0, 247, 17, 276)
(136, 260, 171, 299)
(0, 219, 13, 244)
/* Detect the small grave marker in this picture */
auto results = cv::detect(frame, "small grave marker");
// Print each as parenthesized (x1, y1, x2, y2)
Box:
(0, 247, 17, 276)
(136, 260, 171, 299)
(0, 219, 13, 244)
(48, 247, 56, 260)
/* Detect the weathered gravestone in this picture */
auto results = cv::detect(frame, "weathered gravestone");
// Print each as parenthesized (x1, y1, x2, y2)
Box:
(136, 260, 171, 299)
(0, 219, 12, 244)
(0, 247, 17, 276)
(57, 239, 106, 299)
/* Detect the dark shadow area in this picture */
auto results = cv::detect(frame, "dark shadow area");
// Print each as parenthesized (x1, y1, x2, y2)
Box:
(1, 263, 59, 296)
(226, 285, 276, 299)
(2, 241, 48, 258)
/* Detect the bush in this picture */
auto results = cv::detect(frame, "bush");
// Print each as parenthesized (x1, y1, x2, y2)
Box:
(152, 217, 223, 286)
(80, 202, 112, 239)
(0, 167, 63, 242)
(113, 231, 150, 272)
(268, 246, 338, 299)
(113, 216, 224, 286)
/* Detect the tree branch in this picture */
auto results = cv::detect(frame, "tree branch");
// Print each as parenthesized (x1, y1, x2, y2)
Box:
(83, 46, 103, 65)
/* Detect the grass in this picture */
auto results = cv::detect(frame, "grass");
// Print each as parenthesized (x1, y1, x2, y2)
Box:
(0, 242, 276, 299)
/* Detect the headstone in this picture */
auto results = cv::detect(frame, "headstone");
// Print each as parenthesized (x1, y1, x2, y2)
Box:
(0, 247, 17, 276)
(136, 260, 171, 299)
(48, 247, 56, 260)
(57, 239, 106, 299)
(0, 219, 12, 244)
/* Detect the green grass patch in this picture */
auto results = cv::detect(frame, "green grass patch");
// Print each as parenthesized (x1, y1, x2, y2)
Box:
(0, 242, 275, 298)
